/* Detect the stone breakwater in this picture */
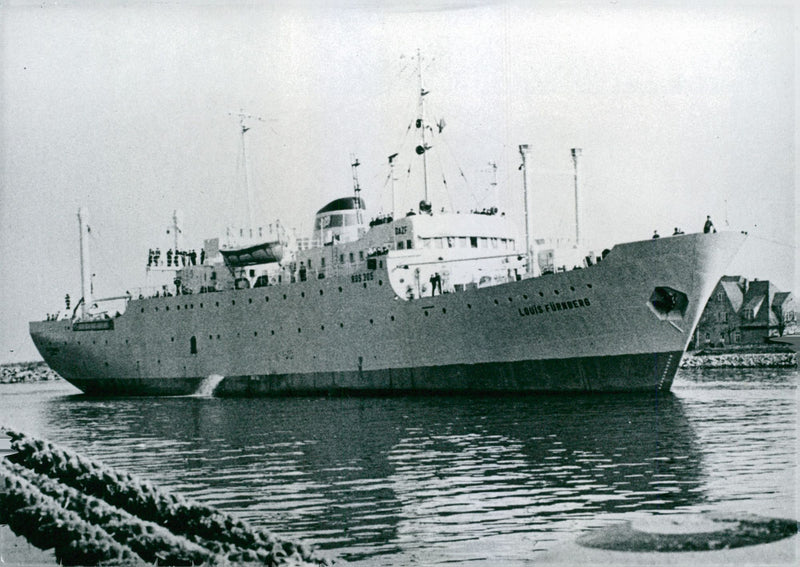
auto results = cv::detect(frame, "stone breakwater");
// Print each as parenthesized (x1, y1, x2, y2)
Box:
(0, 361, 61, 384)
(0, 429, 330, 566)
(680, 352, 797, 368)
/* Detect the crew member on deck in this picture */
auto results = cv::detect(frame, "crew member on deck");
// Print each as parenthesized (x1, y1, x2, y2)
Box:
(704, 215, 716, 234)
(652, 230, 660, 239)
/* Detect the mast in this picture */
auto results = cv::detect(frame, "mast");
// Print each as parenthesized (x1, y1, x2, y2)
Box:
(388, 153, 398, 218)
(350, 154, 362, 225)
(571, 148, 582, 247)
(415, 49, 430, 204)
(229, 110, 265, 233)
(519, 145, 532, 273)
(77, 207, 92, 318)
(171, 210, 183, 252)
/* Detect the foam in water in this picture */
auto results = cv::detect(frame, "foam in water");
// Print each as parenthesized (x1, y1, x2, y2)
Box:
(193, 374, 224, 397)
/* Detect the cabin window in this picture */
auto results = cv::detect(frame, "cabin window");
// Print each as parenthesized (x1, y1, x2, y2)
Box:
(359, 251, 364, 260)
(329, 214, 344, 228)
(470, 237, 478, 248)
(397, 241, 405, 250)
(491, 238, 498, 248)
(349, 252, 355, 263)
(211, 272, 217, 280)
(190, 336, 197, 354)
(406, 239, 413, 249)
(308, 258, 313, 268)
(249, 269, 255, 277)
(340, 253, 345, 263)
(321, 257, 326, 267)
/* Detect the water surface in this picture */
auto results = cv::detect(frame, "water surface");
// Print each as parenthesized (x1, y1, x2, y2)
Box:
(0, 367, 795, 564)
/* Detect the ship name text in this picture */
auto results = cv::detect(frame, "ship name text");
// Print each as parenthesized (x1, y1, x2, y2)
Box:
(518, 297, 591, 317)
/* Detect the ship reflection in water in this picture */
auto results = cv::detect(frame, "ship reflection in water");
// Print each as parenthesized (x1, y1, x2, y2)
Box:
(33, 390, 716, 563)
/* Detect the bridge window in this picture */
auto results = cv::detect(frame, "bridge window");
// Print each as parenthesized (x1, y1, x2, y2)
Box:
(470, 237, 478, 248)
(190, 336, 197, 354)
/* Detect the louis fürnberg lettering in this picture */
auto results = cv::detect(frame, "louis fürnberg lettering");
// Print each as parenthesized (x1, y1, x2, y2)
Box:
(518, 297, 591, 317)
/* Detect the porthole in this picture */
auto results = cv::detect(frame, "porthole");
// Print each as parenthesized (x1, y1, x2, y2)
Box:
(523, 294, 528, 300)
(321, 325, 325, 330)
(265, 296, 270, 302)
(215, 301, 220, 307)
(301, 292, 305, 298)
(424, 311, 429, 317)
(467, 303, 472, 309)
(363, 282, 367, 288)
(283, 294, 287, 300)
(271, 330, 275, 335)
(508, 297, 513, 302)
(165, 306, 170, 311)
(319, 289, 324, 296)
(177, 305, 181, 310)
(171, 337, 174, 342)
(141, 308, 144, 313)
(298, 328, 302, 333)
(587, 283, 593, 289)
(232, 300, 236, 305)
(378, 280, 383, 286)
(248, 298, 253, 304)
(494, 299, 499, 305)
(442, 308, 447, 314)
(569, 286, 575, 291)
(369, 319, 374, 324)
(339, 323, 344, 328)
(554, 290, 560, 295)
(539, 292, 544, 297)
(254, 331, 258, 336)
(216, 334, 220, 339)
(390, 315, 395, 321)
(155, 307, 159, 311)
(200, 303, 203, 308)
(190, 304, 194, 309)
(338, 286, 343, 293)
(209, 335, 213, 340)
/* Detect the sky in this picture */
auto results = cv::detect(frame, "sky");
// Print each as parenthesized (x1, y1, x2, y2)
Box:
(1, 0, 796, 363)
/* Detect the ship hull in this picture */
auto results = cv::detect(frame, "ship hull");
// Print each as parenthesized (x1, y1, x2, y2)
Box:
(30, 232, 746, 396)
(60, 350, 684, 396)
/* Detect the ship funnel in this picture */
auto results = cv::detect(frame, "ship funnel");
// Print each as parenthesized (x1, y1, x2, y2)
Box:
(77, 207, 92, 318)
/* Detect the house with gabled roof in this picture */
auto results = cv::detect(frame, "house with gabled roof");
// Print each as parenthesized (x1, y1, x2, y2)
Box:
(693, 276, 797, 348)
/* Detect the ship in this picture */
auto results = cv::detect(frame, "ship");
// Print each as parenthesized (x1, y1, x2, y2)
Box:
(29, 55, 747, 396)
